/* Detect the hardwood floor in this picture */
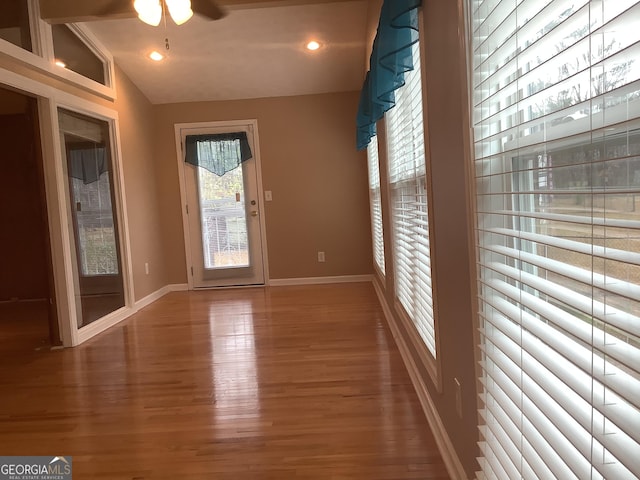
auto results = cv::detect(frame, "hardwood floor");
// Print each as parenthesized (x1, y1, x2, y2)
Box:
(0, 283, 449, 479)
(0, 300, 50, 353)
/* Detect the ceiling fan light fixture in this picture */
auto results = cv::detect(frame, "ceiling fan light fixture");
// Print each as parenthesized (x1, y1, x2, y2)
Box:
(149, 50, 165, 61)
(134, 0, 162, 26)
(165, 0, 193, 25)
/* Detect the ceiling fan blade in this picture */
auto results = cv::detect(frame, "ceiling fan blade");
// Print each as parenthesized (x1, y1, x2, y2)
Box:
(39, 0, 135, 24)
(191, 0, 226, 20)
(98, 0, 134, 16)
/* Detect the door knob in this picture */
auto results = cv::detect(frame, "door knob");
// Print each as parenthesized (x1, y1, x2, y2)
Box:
(251, 211, 258, 217)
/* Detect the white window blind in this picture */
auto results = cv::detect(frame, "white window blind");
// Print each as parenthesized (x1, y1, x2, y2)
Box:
(367, 136, 386, 275)
(469, 0, 640, 478)
(386, 41, 436, 357)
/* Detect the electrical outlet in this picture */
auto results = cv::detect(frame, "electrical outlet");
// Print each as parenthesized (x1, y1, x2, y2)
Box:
(454, 378, 462, 418)
(317, 251, 325, 262)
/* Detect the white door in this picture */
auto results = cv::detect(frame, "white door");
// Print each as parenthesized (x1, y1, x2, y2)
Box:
(178, 121, 266, 288)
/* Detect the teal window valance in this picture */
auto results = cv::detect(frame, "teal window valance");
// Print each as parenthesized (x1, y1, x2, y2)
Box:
(185, 132, 252, 177)
(356, 0, 421, 150)
(69, 146, 107, 184)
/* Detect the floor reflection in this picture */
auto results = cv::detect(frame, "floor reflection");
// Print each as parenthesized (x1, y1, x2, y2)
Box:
(207, 296, 260, 414)
(0, 284, 449, 479)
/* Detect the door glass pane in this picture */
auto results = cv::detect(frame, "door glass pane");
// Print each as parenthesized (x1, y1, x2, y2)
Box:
(58, 109, 124, 327)
(197, 164, 249, 269)
(52, 25, 105, 85)
(0, 0, 32, 52)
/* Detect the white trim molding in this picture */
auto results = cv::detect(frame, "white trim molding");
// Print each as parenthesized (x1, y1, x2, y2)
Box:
(0, 2, 116, 100)
(132, 286, 171, 312)
(269, 275, 373, 286)
(372, 279, 468, 480)
(76, 306, 133, 344)
(133, 283, 189, 312)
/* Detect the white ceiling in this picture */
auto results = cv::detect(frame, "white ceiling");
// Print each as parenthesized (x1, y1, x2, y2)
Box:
(84, 1, 368, 104)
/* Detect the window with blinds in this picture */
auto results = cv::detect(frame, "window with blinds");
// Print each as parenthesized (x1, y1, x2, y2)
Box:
(367, 136, 386, 275)
(469, 0, 640, 478)
(386, 41, 436, 357)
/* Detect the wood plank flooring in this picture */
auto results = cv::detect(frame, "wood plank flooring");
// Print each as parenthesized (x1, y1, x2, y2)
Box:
(0, 283, 449, 479)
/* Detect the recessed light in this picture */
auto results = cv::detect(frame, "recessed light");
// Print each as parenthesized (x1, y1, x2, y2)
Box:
(54, 60, 66, 68)
(306, 40, 321, 51)
(149, 51, 164, 61)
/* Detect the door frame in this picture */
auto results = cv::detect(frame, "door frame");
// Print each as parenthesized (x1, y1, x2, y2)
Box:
(51, 102, 134, 345)
(174, 119, 270, 290)
(57, 110, 130, 331)
(29, 96, 62, 345)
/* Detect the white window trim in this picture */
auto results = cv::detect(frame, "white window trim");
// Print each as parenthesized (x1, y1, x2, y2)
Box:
(45, 23, 116, 98)
(0, 0, 116, 100)
(367, 135, 386, 278)
(384, 32, 443, 390)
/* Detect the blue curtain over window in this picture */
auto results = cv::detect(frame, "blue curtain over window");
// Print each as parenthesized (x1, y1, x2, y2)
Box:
(356, 0, 421, 150)
(185, 132, 252, 177)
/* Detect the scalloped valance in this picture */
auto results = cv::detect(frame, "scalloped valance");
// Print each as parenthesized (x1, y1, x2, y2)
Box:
(356, 0, 421, 150)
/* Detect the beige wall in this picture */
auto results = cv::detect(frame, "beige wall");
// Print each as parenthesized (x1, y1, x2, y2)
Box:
(365, 0, 480, 477)
(112, 66, 167, 300)
(364, 0, 382, 69)
(153, 92, 373, 283)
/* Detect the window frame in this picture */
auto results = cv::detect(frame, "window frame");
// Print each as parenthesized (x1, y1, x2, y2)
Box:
(0, 0, 116, 100)
(367, 135, 386, 278)
(47, 23, 115, 96)
(384, 35, 442, 387)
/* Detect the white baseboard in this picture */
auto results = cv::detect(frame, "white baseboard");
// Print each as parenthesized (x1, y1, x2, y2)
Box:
(76, 305, 133, 345)
(372, 280, 468, 480)
(269, 274, 373, 286)
(133, 283, 189, 311)
(133, 286, 169, 312)
(75, 284, 189, 345)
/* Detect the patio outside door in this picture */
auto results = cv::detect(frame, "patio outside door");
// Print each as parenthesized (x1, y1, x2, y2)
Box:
(179, 122, 266, 288)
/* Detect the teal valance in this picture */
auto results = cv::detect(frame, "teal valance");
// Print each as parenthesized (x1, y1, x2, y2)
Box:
(185, 132, 252, 177)
(356, 0, 421, 150)
(69, 146, 107, 184)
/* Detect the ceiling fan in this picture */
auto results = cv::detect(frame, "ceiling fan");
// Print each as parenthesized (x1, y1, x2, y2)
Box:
(133, 0, 225, 26)
(38, 0, 226, 25)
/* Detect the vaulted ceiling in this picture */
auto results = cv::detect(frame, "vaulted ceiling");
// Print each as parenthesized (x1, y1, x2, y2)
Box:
(70, 0, 369, 104)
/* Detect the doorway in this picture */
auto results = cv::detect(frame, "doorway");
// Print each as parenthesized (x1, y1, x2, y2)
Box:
(0, 86, 60, 350)
(176, 121, 268, 288)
